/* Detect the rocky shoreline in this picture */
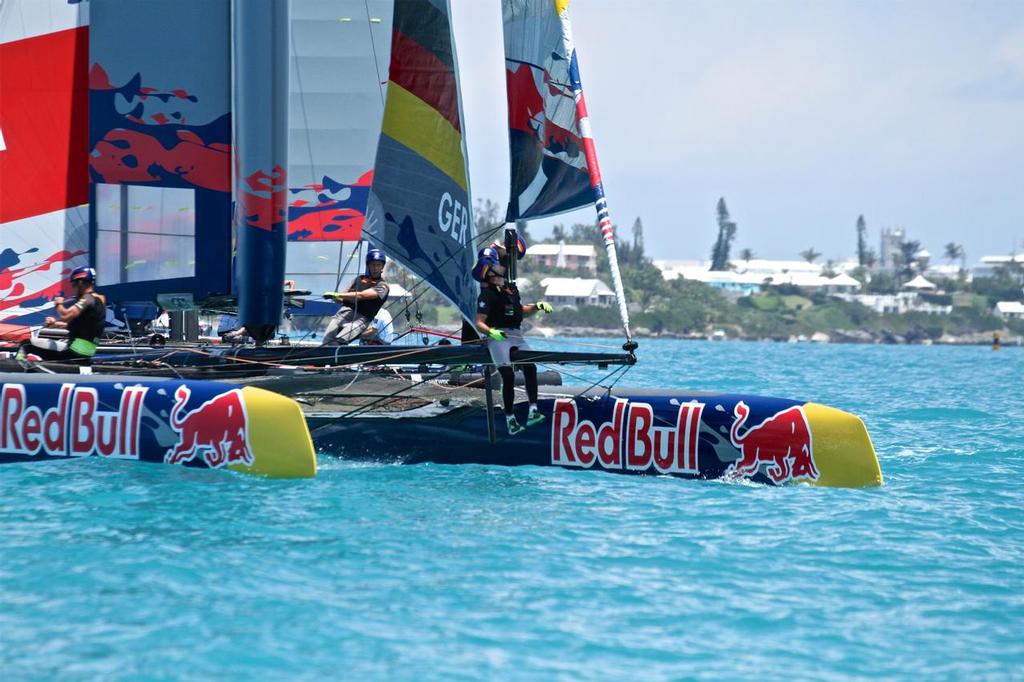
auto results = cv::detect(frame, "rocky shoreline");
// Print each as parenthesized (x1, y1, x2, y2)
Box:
(526, 325, 1023, 346)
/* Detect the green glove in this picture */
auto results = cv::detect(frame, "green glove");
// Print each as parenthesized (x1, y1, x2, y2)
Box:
(322, 291, 343, 300)
(536, 301, 553, 314)
(488, 328, 507, 341)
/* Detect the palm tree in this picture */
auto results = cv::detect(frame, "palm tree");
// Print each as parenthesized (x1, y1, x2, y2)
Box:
(739, 248, 754, 263)
(944, 242, 966, 270)
(800, 248, 821, 264)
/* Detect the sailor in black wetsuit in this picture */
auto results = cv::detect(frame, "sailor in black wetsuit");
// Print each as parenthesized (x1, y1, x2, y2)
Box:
(19, 266, 106, 364)
(473, 244, 554, 435)
(321, 248, 390, 345)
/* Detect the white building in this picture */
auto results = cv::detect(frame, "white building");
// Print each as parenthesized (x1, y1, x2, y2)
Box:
(653, 259, 861, 295)
(835, 292, 952, 315)
(540, 277, 615, 307)
(902, 274, 937, 291)
(972, 255, 1024, 279)
(994, 301, 1024, 319)
(526, 242, 597, 273)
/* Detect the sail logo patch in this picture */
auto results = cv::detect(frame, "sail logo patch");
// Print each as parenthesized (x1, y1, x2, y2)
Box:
(437, 192, 469, 246)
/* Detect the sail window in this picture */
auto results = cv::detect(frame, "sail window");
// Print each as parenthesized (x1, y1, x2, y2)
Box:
(95, 184, 196, 285)
(286, 240, 364, 295)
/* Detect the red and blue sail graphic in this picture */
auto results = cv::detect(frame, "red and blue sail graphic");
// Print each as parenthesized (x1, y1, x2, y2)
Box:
(88, 64, 231, 192)
(287, 170, 373, 242)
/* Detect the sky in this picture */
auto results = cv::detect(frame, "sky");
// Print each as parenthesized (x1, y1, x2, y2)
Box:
(451, 0, 1024, 265)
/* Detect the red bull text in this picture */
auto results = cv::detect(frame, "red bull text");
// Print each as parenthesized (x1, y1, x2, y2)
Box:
(165, 385, 255, 468)
(0, 383, 148, 459)
(551, 398, 705, 474)
(727, 401, 818, 484)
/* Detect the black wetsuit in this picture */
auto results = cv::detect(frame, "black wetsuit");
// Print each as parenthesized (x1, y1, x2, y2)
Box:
(476, 282, 524, 330)
(22, 293, 105, 363)
(476, 282, 537, 415)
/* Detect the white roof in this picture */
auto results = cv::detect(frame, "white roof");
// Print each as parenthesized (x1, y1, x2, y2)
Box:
(384, 283, 412, 298)
(903, 274, 937, 289)
(541, 277, 614, 297)
(995, 301, 1024, 314)
(980, 255, 1024, 264)
(526, 243, 596, 258)
(828, 273, 861, 287)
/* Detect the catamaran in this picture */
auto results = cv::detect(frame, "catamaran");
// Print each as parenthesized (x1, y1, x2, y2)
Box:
(0, 0, 882, 487)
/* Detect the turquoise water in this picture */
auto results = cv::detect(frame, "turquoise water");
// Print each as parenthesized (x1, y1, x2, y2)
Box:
(2, 340, 1022, 680)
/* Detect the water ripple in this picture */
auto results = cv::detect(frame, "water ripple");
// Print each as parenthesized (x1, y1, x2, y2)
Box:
(2, 341, 1023, 680)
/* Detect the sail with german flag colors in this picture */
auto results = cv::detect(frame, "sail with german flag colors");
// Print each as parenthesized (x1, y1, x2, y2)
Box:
(363, 0, 478, 323)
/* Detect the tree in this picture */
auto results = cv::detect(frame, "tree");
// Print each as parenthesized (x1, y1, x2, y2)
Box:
(800, 248, 821, 264)
(473, 198, 503, 248)
(897, 238, 922, 282)
(856, 215, 868, 267)
(739, 248, 754, 263)
(710, 197, 737, 271)
(551, 224, 566, 242)
(944, 242, 965, 270)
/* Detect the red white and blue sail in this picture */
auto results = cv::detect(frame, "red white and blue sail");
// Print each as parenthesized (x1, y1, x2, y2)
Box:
(502, 0, 632, 341)
(363, 0, 477, 322)
(502, 0, 593, 221)
(0, 0, 91, 327)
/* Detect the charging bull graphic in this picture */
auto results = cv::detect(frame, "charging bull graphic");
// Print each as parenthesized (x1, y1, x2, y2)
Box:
(165, 386, 255, 469)
(727, 401, 819, 484)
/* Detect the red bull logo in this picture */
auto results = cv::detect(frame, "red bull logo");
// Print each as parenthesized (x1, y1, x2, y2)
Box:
(727, 401, 818, 484)
(551, 398, 704, 474)
(165, 386, 255, 468)
(0, 383, 148, 458)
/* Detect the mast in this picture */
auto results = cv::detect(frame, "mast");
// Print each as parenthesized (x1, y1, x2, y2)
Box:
(562, 40, 634, 348)
(233, 0, 290, 343)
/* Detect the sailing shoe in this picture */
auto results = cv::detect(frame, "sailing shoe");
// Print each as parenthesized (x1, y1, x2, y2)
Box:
(526, 410, 546, 427)
(506, 416, 525, 436)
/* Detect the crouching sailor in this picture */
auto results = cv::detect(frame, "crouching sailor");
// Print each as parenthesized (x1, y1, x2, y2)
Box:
(321, 248, 390, 346)
(473, 245, 554, 435)
(18, 266, 106, 364)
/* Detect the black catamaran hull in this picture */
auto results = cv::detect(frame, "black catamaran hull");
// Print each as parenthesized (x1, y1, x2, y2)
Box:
(296, 382, 882, 488)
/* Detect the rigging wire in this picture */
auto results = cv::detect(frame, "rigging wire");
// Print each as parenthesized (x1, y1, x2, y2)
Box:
(364, 0, 387, 109)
